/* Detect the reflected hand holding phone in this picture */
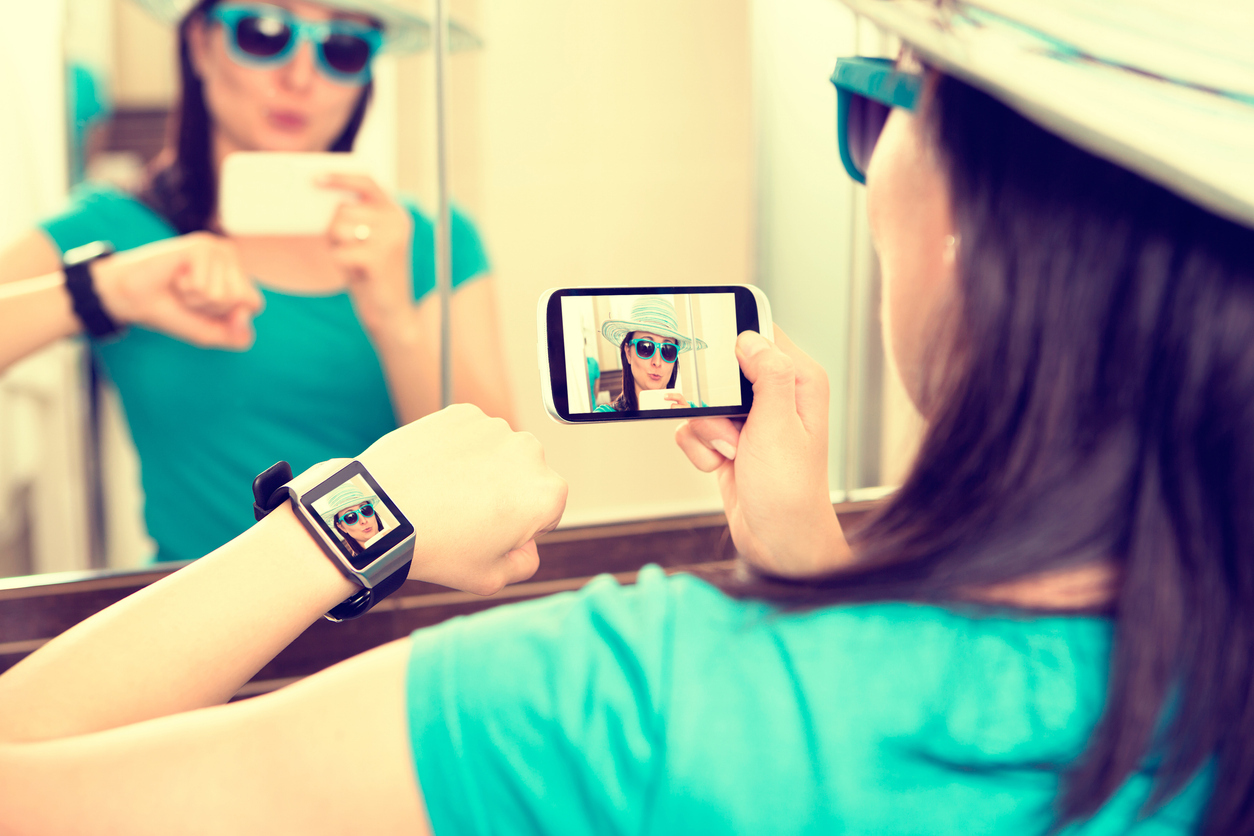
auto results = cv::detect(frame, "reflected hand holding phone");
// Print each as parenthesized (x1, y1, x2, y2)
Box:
(219, 152, 378, 236)
(538, 285, 773, 423)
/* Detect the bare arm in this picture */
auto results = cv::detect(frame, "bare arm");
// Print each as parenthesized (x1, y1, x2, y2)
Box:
(0, 600, 430, 836)
(0, 231, 82, 370)
(372, 275, 516, 425)
(0, 230, 264, 373)
(0, 228, 64, 286)
(0, 405, 565, 834)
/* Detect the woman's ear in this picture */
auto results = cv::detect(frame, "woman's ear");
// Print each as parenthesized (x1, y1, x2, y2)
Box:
(186, 14, 210, 80)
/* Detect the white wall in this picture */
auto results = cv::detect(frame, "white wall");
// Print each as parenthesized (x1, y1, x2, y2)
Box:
(751, 0, 921, 496)
(477, 0, 755, 526)
(0, 0, 94, 574)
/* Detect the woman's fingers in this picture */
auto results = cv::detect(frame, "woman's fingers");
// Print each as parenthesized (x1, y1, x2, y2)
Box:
(736, 330, 800, 430)
(772, 326, 830, 439)
(676, 420, 739, 472)
(317, 172, 388, 203)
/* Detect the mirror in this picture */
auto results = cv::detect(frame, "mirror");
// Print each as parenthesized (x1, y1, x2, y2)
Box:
(0, 0, 923, 582)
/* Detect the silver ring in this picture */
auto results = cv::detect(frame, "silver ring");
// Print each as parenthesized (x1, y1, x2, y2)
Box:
(352, 224, 372, 242)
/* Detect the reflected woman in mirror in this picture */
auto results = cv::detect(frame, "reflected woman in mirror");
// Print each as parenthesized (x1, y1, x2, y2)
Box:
(1, 2, 1253, 835)
(324, 485, 383, 555)
(594, 297, 705, 412)
(0, 0, 513, 565)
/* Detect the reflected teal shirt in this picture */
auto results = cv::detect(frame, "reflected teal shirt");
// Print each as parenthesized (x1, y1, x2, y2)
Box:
(40, 183, 489, 563)
(406, 566, 1208, 835)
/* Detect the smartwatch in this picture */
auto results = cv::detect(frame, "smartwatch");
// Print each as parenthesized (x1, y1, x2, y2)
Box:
(62, 240, 123, 339)
(252, 459, 416, 622)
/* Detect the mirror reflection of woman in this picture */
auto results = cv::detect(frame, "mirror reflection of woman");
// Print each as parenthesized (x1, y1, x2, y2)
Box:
(0, 0, 513, 564)
(594, 297, 705, 412)
(324, 485, 383, 555)
(1, 3, 1253, 834)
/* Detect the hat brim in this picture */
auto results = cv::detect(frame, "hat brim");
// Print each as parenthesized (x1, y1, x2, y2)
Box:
(128, 0, 482, 53)
(840, 0, 1254, 230)
(600, 320, 708, 353)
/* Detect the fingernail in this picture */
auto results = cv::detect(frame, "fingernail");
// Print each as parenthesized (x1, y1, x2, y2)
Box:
(737, 330, 770, 358)
(711, 439, 737, 460)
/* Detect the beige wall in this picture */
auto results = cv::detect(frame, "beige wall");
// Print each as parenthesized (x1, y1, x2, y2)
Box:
(476, 0, 754, 525)
(111, 0, 178, 108)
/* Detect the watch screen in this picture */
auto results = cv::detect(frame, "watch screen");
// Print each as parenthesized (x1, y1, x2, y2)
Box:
(300, 461, 415, 571)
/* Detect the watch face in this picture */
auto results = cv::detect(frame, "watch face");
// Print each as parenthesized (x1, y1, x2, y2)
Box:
(301, 462, 415, 571)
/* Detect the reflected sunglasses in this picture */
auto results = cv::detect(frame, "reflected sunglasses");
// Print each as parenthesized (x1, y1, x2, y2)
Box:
(336, 503, 376, 526)
(629, 338, 680, 363)
(830, 57, 921, 184)
(208, 2, 384, 85)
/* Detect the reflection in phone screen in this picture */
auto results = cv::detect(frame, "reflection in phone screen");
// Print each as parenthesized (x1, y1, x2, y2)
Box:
(560, 293, 742, 413)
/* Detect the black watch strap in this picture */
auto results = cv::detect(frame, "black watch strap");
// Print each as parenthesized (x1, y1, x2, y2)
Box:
(62, 241, 123, 339)
(251, 461, 411, 622)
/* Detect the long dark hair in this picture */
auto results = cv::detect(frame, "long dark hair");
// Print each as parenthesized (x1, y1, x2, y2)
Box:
(728, 74, 1254, 833)
(612, 331, 680, 411)
(138, 0, 373, 233)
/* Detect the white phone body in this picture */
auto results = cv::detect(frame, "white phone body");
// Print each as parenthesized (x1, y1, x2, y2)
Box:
(219, 152, 377, 236)
(537, 285, 773, 424)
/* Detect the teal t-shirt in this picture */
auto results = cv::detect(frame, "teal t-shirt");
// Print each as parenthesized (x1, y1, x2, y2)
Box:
(406, 566, 1208, 835)
(40, 183, 489, 563)
(594, 399, 704, 412)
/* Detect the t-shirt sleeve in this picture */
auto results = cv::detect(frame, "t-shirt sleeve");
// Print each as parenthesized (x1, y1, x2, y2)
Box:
(39, 183, 177, 255)
(405, 566, 675, 836)
(404, 201, 491, 301)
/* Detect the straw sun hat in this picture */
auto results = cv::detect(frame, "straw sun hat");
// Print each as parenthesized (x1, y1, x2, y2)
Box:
(600, 297, 708, 354)
(129, 0, 482, 53)
(319, 485, 380, 530)
(838, 0, 1254, 229)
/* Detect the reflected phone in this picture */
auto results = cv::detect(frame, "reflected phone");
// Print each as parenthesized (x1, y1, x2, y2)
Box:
(537, 285, 773, 423)
(219, 152, 378, 236)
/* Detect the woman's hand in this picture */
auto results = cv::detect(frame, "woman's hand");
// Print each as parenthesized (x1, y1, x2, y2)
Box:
(92, 232, 263, 348)
(675, 328, 852, 577)
(358, 404, 567, 595)
(666, 391, 687, 409)
(322, 173, 416, 338)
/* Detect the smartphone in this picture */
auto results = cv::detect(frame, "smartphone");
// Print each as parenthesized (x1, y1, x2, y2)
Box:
(219, 152, 377, 236)
(538, 285, 773, 423)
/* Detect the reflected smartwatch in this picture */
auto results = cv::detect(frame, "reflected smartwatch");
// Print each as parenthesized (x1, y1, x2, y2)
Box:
(252, 459, 416, 621)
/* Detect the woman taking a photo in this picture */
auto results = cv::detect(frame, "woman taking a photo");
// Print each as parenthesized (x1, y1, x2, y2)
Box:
(595, 296, 704, 412)
(0, 1, 1251, 833)
(0, 0, 511, 564)
(324, 484, 383, 555)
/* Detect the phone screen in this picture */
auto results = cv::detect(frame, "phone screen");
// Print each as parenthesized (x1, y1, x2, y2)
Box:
(542, 285, 766, 422)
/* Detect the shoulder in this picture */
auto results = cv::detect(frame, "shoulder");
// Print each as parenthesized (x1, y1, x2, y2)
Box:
(593, 404, 617, 413)
(396, 197, 490, 290)
(395, 197, 482, 239)
(40, 182, 176, 253)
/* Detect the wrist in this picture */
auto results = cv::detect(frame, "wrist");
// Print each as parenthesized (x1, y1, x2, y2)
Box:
(251, 502, 360, 612)
(85, 257, 131, 324)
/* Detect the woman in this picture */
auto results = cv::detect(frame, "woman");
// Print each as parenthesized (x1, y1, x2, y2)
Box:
(1, 3, 1252, 834)
(0, 0, 511, 564)
(324, 485, 383, 554)
(594, 296, 704, 411)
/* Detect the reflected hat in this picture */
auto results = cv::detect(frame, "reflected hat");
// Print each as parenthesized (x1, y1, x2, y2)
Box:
(128, 0, 482, 54)
(600, 297, 708, 354)
(321, 485, 380, 528)
(837, 0, 1254, 229)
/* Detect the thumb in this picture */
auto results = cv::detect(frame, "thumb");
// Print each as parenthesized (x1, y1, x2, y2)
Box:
(736, 330, 799, 429)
